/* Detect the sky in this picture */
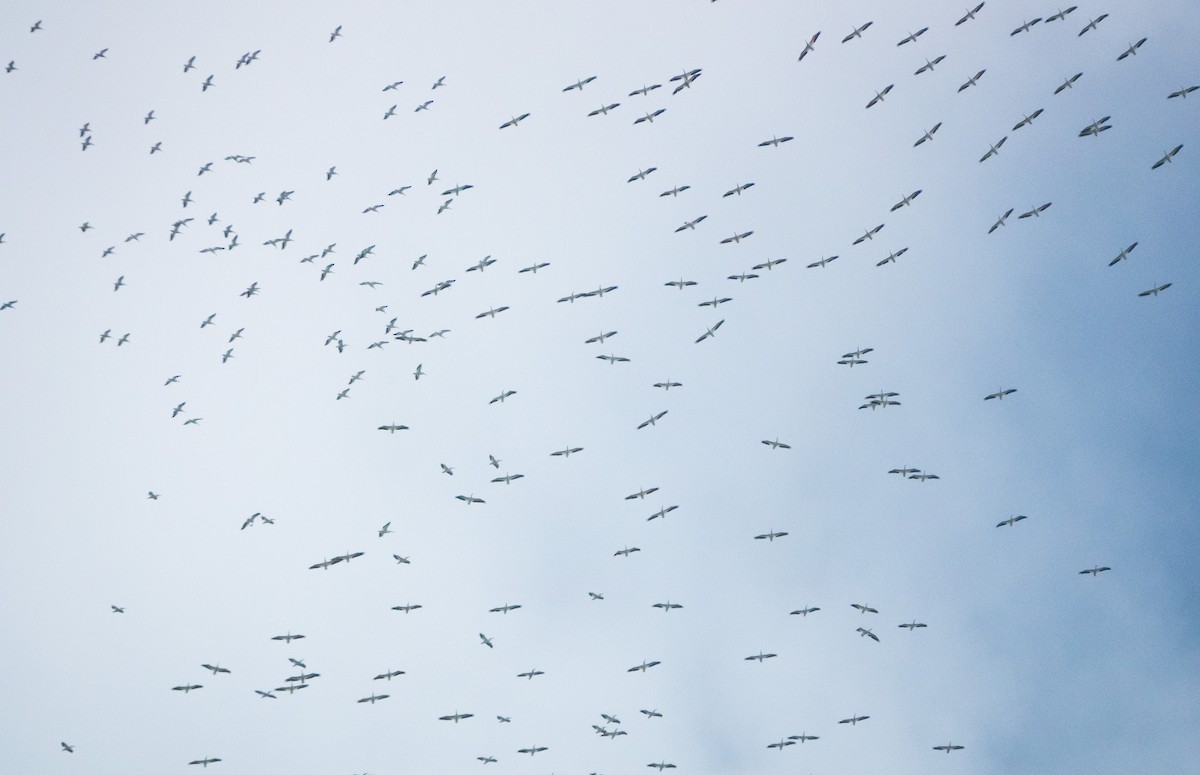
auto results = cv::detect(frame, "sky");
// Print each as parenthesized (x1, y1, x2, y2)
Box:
(1, 1, 1198, 773)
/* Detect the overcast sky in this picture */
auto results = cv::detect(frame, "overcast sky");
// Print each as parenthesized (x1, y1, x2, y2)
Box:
(1, 1, 1198, 773)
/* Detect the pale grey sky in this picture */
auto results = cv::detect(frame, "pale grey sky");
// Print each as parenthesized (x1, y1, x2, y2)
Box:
(1, 1, 1198, 773)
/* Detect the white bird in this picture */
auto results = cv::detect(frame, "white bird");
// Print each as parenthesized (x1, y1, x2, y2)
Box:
(499, 112, 531, 129)
(899, 620, 928, 630)
(1078, 14, 1108, 35)
(758, 134, 794, 147)
(956, 2, 986, 26)
(842, 21, 873, 43)
(1054, 73, 1083, 94)
(440, 711, 474, 722)
(984, 388, 1017, 400)
(695, 319, 725, 343)
(563, 75, 597, 92)
(762, 437, 791, 450)
(914, 55, 946, 75)
(489, 603, 522, 614)
(589, 103, 620, 116)
(989, 208, 1015, 234)
(614, 546, 641, 557)
(188, 757, 222, 767)
(790, 606, 820, 616)
(897, 27, 929, 46)
(851, 603, 878, 614)
(392, 603, 423, 613)
(1138, 282, 1172, 297)
(979, 136, 1007, 162)
(797, 31, 821, 61)
(637, 411, 668, 429)
(628, 660, 661, 672)
(1010, 18, 1042, 36)
(1080, 566, 1112, 576)
(914, 122, 942, 146)
(866, 84, 894, 109)
(934, 743, 965, 753)
(1152, 145, 1184, 169)
(1108, 242, 1139, 266)
(839, 714, 869, 725)
(635, 108, 666, 125)
(853, 224, 884, 245)
(755, 530, 788, 542)
(745, 651, 777, 662)
(958, 69, 987, 92)
(996, 514, 1028, 527)
(1018, 202, 1052, 219)
(723, 182, 755, 197)
(378, 522, 392, 538)
(653, 601, 683, 612)
(1117, 38, 1148, 61)
(1168, 86, 1199, 99)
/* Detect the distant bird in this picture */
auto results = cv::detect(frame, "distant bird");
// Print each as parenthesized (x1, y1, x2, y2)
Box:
(755, 530, 788, 542)
(201, 75, 214, 91)
(517, 746, 548, 756)
(456, 494, 485, 505)
(588, 592, 604, 600)
(1080, 566, 1112, 576)
(378, 522, 392, 538)
(358, 693, 389, 704)
(1151, 144, 1184, 169)
(1078, 117, 1112, 137)
(477, 756, 497, 764)
(1045, 6, 1077, 22)
(392, 554, 410, 564)
(866, 84, 894, 109)
(439, 711, 474, 723)
(723, 182, 755, 197)
(857, 627, 880, 641)
(853, 224, 885, 245)
(490, 390, 517, 404)
(148, 491, 160, 499)
(648, 762, 677, 771)
(695, 320, 725, 343)
(271, 632, 305, 643)
(111, 605, 125, 613)
(790, 606, 820, 616)
(979, 136, 1008, 161)
(499, 113, 531, 129)
(985, 388, 1017, 400)
(489, 603, 522, 614)
(201, 663, 231, 675)
(647, 505, 678, 521)
(479, 633, 494, 648)
(1053, 73, 1083, 94)
(1010, 18, 1042, 36)
(909, 472, 940, 481)
(934, 743, 966, 753)
(768, 739, 795, 750)
(806, 255, 838, 269)
(955, 3, 986, 26)
(914, 55, 947, 75)
(93, 48, 109, 60)
(642, 708, 664, 718)
(628, 660, 661, 672)
(1078, 14, 1108, 35)
(897, 27, 929, 45)
(899, 620, 927, 630)
(842, 21, 873, 43)
(1109, 242, 1139, 266)
(255, 690, 276, 699)
(627, 167, 657, 182)
(329, 25, 343, 42)
(758, 134, 793, 147)
(1117, 38, 1148, 61)
(914, 122, 942, 146)
(1018, 202, 1052, 218)
(762, 437, 791, 450)
(144, 110, 156, 124)
(959, 70, 987, 92)
(839, 714, 869, 725)
(378, 424, 409, 433)
(392, 603, 423, 613)
(550, 446, 584, 457)
(172, 684, 202, 693)
(635, 108, 666, 125)
(1168, 86, 1198, 99)
(188, 757, 222, 768)
(988, 208, 1015, 233)
(798, 31, 821, 61)
(745, 651, 777, 662)
(1138, 282, 1172, 297)
(614, 546, 641, 557)
(996, 514, 1029, 527)
(1013, 108, 1045, 130)
(517, 669, 544, 680)
(653, 601, 683, 612)
(851, 603, 878, 614)
(31, 20, 43, 32)
(113, 276, 125, 291)
(563, 75, 597, 92)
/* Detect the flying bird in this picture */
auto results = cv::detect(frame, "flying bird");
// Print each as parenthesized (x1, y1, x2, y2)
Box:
(1138, 282, 1172, 297)
(1078, 14, 1108, 35)
(997, 514, 1029, 527)
(984, 388, 1017, 400)
(1108, 242, 1139, 266)
(499, 113, 531, 129)
(798, 31, 820, 61)
(1080, 566, 1112, 576)
(1054, 73, 1083, 94)
(790, 606, 820, 616)
(1010, 18, 1042, 36)
(913, 122, 942, 146)
(1117, 38, 1148, 61)
(914, 55, 946, 75)
(866, 84, 894, 108)
(955, 3, 985, 26)
(842, 21, 873, 43)
(934, 743, 966, 753)
(959, 70, 987, 92)
(897, 27, 929, 46)
(1151, 144, 1184, 169)
(857, 627, 880, 642)
(1045, 6, 1077, 22)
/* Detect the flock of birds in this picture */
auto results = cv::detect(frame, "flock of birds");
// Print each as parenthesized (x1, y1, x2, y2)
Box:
(2, 3, 1191, 773)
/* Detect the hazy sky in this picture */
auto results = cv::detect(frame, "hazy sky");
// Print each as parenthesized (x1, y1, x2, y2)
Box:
(1, 1, 1198, 773)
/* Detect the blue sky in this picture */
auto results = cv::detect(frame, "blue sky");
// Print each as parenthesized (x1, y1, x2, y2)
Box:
(1, 1, 1198, 773)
